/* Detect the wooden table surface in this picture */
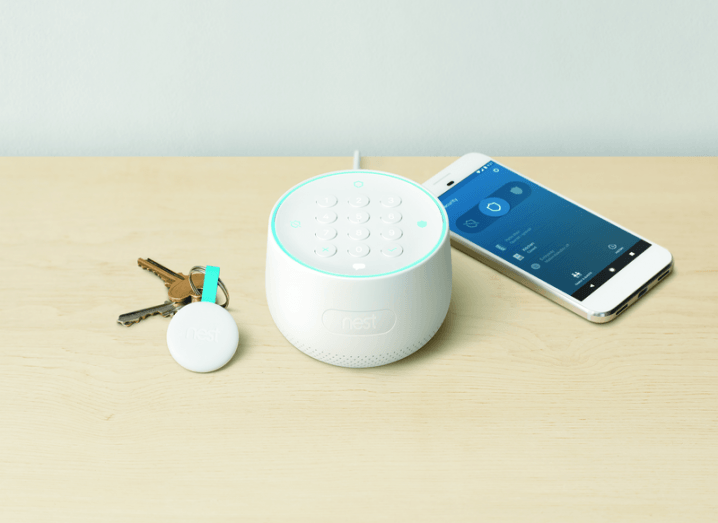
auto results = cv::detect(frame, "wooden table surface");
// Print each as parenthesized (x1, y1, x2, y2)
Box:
(1, 157, 716, 522)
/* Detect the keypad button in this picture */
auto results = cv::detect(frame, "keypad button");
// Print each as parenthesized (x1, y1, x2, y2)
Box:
(349, 194, 370, 208)
(381, 227, 403, 240)
(381, 211, 402, 224)
(381, 195, 401, 208)
(348, 211, 370, 224)
(382, 244, 403, 258)
(316, 211, 337, 224)
(315, 227, 337, 241)
(348, 243, 370, 257)
(315, 244, 337, 258)
(348, 227, 370, 241)
(317, 195, 338, 208)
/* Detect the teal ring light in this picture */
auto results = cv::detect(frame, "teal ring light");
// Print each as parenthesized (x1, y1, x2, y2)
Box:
(271, 170, 448, 278)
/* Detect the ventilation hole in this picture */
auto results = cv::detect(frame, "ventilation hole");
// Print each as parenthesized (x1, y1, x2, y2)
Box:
(616, 304, 628, 316)
(657, 270, 670, 282)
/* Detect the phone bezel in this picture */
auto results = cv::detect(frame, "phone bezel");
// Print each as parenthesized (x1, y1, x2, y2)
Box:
(424, 153, 673, 322)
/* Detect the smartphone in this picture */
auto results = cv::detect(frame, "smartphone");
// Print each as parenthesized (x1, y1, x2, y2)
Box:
(424, 153, 673, 323)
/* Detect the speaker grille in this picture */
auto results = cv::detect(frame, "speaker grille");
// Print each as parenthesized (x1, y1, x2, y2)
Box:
(275, 323, 442, 368)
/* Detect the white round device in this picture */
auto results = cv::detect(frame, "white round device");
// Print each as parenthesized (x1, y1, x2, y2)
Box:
(167, 302, 239, 372)
(266, 170, 452, 368)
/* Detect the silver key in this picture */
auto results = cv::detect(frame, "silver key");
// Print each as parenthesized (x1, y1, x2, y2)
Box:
(117, 300, 183, 327)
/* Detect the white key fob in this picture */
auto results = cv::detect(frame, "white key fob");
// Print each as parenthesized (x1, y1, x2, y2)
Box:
(167, 301, 238, 372)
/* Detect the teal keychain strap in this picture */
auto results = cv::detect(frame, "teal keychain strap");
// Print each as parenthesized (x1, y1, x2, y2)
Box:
(201, 266, 220, 303)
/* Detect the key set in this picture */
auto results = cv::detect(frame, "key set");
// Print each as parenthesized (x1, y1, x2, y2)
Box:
(117, 258, 208, 326)
(118, 259, 239, 373)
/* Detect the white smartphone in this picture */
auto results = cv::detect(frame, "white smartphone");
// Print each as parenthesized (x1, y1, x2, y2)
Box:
(424, 153, 673, 323)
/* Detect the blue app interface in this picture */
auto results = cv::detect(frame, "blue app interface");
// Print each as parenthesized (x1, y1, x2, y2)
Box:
(439, 161, 643, 298)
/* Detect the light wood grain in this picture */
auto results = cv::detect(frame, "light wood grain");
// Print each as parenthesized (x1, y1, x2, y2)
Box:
(0, 157, 716, 522)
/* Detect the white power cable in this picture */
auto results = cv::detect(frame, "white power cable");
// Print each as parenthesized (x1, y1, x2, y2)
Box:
(353, 150, 361, 170)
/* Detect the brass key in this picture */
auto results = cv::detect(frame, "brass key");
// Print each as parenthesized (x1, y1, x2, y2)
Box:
(137, 258, 204, 303)
(117, 259, 205, 326)
(137, 258, 185, 287)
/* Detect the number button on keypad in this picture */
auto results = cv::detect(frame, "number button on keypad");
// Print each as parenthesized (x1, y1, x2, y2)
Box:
(381, 211, 402, 224)
(348, 211, 370, 224)
(316, 211, 337, 224)
(381, 195, 401, 208)
(349, 194, 370, 208)
(382, 244, 403, 258)
(381, 227, 403, 240)
(317, 195, 338, 208)
(348, 227, 370, 241)
(316, 227, 337, 241)
(315, 244, 337, 258)
(348, 243, 370, 257)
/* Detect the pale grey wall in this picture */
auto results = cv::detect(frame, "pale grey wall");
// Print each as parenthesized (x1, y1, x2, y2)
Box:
(1, 0, 716, 156)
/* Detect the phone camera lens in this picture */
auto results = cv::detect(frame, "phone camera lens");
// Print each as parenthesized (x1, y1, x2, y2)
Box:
(447, 181, 454, 186)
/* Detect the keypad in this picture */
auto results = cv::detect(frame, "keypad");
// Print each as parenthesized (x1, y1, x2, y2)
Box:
(317, 192, 403, 260)
(315, 193, 404, 260)
(274, 171, 445, 277)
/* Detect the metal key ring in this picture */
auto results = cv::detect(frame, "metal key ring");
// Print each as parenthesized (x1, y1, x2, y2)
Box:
(188, 266, 230, 308)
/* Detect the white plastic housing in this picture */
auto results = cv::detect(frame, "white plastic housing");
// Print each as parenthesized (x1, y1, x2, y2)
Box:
(167, 302, 239, 372)
(266, 170, 452, 368)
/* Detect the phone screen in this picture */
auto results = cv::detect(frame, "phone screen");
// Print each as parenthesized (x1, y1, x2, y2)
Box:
(438, 161, 650, 301)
